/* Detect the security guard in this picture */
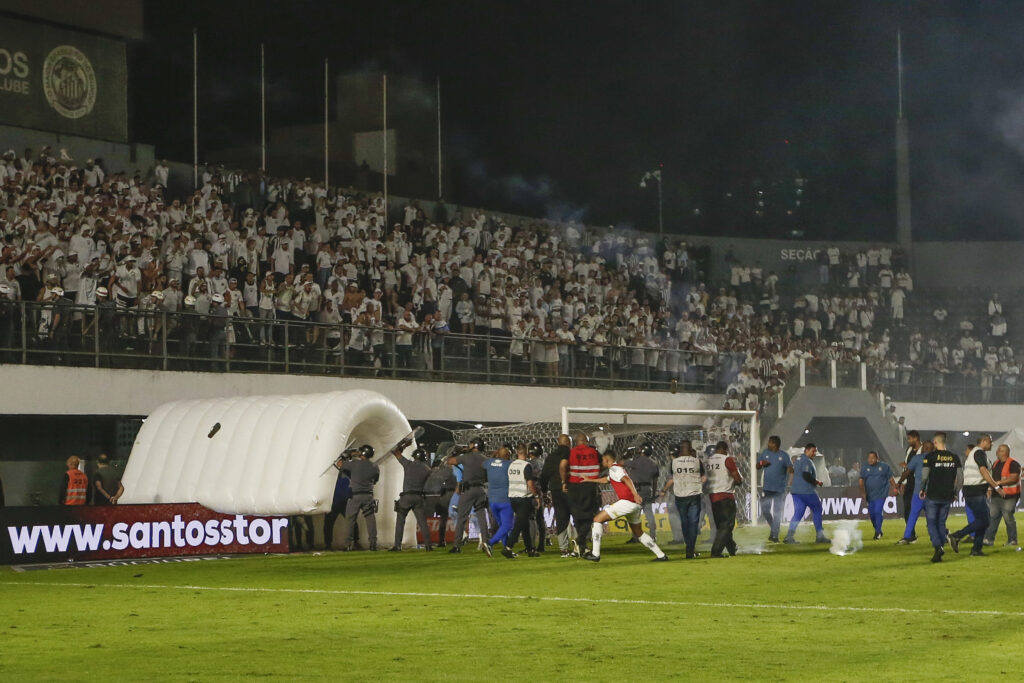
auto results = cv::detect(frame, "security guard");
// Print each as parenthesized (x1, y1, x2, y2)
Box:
(59, 455, 88, 505)
(389, 447, 433, 551)
(540, 434, 573, 556)
(661, 441, 705, 559)
(563, 432, 601, 557)
(338, 445, 380, 551)
(625, 443, 661, 543)
(446, 437, 491, 553)
(507, 443, 542, 557)
(425, 456, 457, 548)
(527, 441, 548, 551)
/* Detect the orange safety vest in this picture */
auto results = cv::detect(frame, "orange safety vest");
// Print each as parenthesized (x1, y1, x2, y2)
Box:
(65, 468, 88, 505)
(998, 457, 1020, 496)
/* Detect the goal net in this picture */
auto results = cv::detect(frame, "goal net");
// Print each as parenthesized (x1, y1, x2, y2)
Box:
(450, 407, 761, 526)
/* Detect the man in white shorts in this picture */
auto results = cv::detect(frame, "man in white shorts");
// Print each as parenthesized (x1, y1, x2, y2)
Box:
(580, 451, 668, 562)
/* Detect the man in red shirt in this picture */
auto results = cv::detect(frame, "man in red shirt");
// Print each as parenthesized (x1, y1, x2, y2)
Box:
(580, 451, 668, 562)
(707, 441, 743, 558)
(560, 432, 601, 557)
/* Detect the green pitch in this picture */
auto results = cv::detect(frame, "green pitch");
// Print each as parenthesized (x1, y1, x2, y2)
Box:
(2, 517, 1022, 682)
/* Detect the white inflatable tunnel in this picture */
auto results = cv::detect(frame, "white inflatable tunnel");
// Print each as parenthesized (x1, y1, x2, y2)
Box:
(120, 389, 418, 546)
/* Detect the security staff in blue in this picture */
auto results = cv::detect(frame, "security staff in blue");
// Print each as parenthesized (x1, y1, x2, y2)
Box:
(858, 451, 896, 540)
(484, 446, 517, 558)
(895, 440, 929, 544)
(784, 443, 830, 544)
(755, 435, 792, 543)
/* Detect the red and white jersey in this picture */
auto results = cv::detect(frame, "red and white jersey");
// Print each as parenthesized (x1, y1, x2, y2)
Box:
(608, 465, 640, 503)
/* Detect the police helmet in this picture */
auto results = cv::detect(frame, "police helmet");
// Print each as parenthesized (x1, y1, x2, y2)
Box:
(528, 441, 543, 458)
(639, 442, 654, 458)
(468, 436, 485, 451)
(412, 447, 428, 462)
(358, 444, 375, 459)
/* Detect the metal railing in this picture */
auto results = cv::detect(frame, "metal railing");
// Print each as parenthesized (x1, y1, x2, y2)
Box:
(0, 300, 720, 393)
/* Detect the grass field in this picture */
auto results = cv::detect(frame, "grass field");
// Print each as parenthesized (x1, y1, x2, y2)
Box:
(3, 516, 1023, 682)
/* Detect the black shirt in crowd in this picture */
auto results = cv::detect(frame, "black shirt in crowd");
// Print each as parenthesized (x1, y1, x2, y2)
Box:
(539, 445, 570, 492)
(922, 449, 962, 503)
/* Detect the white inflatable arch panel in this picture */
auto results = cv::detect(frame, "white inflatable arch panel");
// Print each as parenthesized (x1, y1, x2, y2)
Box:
(120, 390, 417, 544)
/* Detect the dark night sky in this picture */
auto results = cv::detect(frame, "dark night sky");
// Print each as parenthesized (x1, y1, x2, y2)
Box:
(132, 1, 1024, 241)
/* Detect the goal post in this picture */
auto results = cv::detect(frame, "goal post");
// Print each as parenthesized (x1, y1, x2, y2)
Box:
(560, 406, 762, 525)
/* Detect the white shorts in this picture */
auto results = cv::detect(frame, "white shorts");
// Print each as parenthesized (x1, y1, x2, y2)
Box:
(605, 499, 642, 525)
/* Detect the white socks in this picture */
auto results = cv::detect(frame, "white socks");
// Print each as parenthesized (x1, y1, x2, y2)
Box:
(639, 532, 666, 558)
(590, 523, 604, 557)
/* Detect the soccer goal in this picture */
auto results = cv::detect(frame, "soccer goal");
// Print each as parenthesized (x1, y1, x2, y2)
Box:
(450, 406, 761, 525)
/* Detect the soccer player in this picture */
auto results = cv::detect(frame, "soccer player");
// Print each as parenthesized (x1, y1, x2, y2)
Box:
(949, 439, 1002, 557)
(917, 432, 962, 563)
(484, 446, 516, 558)
(562, 432, 601, 557)
(661, 440, 705, 559)
(756, 435, 792, 543)
(895, 439, 928, 545)
(446, 437, 491, 554)
(580, 451, 668, 562)
(858, 451, 896, 540)
(784, 443, 830, 545)
(707, 440, 743, 558)
(507, 443, 541, 557)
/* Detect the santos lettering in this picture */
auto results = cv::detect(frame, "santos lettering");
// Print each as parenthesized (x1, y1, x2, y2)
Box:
(1, 504, 290, 563)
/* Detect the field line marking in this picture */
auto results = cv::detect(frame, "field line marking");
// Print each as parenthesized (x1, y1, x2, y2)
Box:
(4, 581, 1023, 618)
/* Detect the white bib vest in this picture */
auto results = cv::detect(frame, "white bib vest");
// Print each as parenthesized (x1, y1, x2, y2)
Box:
(671, 455, 703, 497)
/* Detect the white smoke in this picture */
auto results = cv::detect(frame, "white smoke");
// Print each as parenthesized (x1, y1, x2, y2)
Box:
(828, 520, 864, 556)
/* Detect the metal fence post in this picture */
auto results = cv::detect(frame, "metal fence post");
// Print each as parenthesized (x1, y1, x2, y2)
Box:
(93, 305, 100, 368)
(224, 318, 231, 372)
(19, 301, 27, 364)
(284, 321, 289, 372)
(161, 311, 168, 370)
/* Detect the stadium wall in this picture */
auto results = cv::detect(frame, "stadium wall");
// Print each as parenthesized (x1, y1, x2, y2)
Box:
(0, 124, 153, 173)
(892, 402, 1024, 433)
(0, 365, 720, 424)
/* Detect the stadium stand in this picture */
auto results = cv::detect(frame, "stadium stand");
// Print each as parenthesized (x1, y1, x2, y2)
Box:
(0, 145, 1019, 416)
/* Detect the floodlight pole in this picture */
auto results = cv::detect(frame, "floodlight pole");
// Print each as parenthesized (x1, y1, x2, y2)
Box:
(260, 43, 266, 172)
(324, 58, 329, 186)
(192, 28, 198, 190)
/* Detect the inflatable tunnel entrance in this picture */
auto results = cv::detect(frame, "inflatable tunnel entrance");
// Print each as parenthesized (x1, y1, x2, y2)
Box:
(119, 389, 417, 545)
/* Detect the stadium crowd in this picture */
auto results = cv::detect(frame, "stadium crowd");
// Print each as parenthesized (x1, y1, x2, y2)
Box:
(0, 144, 1020, 407)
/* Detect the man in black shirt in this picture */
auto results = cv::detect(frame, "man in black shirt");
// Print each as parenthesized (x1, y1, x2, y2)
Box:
(446, 437, 491, 553)
(901, 430, 922, 525)
(919, 432, 962, 563)
(539, 434, 573, 556)
(949, 438, 1002, 556)
(388, 447, 433, 552)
